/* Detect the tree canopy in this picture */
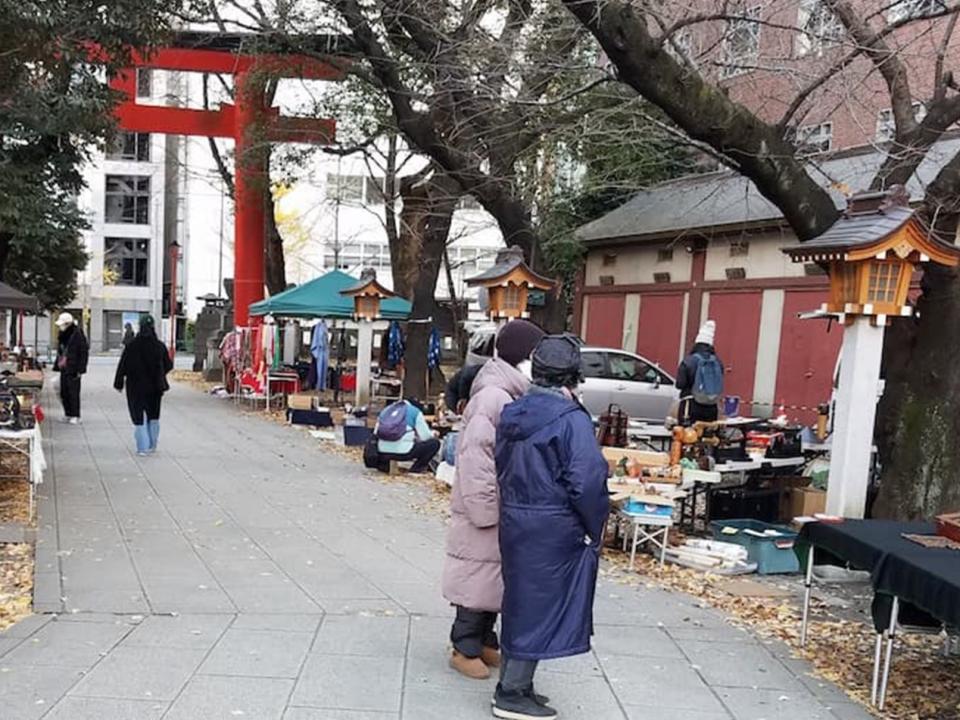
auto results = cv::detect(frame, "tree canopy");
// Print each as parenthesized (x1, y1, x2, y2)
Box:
(0, 0, 182, 309)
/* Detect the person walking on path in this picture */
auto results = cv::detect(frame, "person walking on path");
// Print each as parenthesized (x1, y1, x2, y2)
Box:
(122, 322, 135, 347)
(442, 319, 545, 681)
(492, 334, 610, 720)
(55, 312, 89, 424)
(113, 315, 173, 456)
(676, 319, 724, 426)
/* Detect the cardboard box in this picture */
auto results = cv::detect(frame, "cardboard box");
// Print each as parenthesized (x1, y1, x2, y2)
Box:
(287, 393, 316, 411)
(790, 487, 826, 519)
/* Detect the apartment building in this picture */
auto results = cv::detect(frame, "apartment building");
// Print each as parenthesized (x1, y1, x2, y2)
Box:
(31, 69, 190, 354)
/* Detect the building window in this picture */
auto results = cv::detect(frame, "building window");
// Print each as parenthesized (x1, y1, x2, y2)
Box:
(603, 253, 617, 266)
(726, 267, 747, 280)
(136, 69, 153, 99)
(729, 240, 750, 257)
(327, 174, 364, 202)
(657, 248, 674, 262)
(887, 0, 946, 22)
(598, 275, 615, 286)
(875, 103, 927, 142)
(653, 272, 672, 283)
(107, 132, 151, 162)
(104, 238, 150, 286)
(796, 0, 843, 57)
(797, 122, 833, 154)
(105, 175, 151, 224)
(721, 5, 761, 78)
(364, 176, 385, 205)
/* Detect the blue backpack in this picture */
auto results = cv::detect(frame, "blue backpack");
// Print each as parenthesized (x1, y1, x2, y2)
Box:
(376, 401, 409, 441)
(692, 354, 724, 405)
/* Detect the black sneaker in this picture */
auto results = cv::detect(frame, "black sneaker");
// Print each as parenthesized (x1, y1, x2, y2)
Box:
(491, 689, 551, 707)
(492, 687, 558, 720)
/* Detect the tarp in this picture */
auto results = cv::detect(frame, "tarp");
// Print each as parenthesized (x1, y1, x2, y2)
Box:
(249, 270, 411, 319)
(0, 282, 39, 312)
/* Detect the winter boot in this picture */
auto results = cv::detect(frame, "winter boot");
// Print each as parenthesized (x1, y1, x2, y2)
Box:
(481, 646, 501, 668)
(450, 650, 491, 680)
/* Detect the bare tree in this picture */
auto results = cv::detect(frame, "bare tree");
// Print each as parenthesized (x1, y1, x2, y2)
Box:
(559, 0, 960, 517)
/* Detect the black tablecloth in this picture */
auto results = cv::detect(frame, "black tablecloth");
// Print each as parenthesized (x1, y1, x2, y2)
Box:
(798, 519, 953, 632)
(797, 519, 935, 571)
(874, 548, 960, 631)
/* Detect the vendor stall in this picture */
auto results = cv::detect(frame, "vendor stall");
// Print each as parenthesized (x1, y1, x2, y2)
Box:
(247, 270, 411, 409)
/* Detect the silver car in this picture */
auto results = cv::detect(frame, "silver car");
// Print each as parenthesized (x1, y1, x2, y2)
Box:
(579, 346, 679, 422)
(462, 328, 678, 422)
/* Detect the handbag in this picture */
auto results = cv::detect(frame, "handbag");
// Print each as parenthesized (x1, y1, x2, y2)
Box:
(597, 404, 628, 447)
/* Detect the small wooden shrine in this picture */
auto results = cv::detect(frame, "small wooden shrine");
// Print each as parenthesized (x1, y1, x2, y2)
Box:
(340, 268, 396, 321)
(465, 246, 555, 320)
(783, 185, 960, 323)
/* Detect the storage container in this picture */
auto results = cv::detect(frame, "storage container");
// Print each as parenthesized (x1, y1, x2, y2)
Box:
(709, 519, 800, 574)
(343, 424, 373, 447)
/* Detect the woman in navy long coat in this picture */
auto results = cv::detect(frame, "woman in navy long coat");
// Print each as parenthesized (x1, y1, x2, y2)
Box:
(492, 335, 610, 720)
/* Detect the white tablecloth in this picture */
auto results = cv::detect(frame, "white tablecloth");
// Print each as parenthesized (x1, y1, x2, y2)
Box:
(0, 425, 45, 485)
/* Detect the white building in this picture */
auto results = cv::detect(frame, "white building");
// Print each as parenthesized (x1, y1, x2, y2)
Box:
(27, 69, 189, 354)
(41, 67, 503, 355)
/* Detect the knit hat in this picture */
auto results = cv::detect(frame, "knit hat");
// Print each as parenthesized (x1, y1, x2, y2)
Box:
(495, 319, 546, 367)
(695, 320, 716, 346)
(531, 334, 583, 388)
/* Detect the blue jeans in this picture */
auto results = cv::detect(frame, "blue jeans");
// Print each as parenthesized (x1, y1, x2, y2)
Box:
(134, 416, 160, 454)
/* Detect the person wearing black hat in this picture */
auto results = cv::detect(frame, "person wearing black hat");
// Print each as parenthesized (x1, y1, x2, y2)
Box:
(442, 319, 545, 681)
(492, 334, 609, 720)
(114, 316, 173, 456)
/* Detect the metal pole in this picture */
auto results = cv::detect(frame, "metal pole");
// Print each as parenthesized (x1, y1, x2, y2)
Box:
(878, 596, 900, 710)
(169, 244, 179, 360)
(800, 544, 814, 647)
(871, 632, 884, 706)
(218, 176, 225, 296)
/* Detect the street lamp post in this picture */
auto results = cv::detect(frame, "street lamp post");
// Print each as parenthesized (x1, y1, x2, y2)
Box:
(168, 240, 181, 361)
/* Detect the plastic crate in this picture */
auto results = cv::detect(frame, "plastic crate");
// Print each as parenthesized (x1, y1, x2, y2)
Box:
(708, 519, 800, 574)
(343, 425, 373, 447)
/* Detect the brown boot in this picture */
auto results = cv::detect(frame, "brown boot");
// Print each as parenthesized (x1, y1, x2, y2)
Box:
(481, 646, 501, 668)
(449, 650, 491, 679)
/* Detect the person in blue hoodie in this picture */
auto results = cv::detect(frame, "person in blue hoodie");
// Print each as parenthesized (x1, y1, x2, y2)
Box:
(492, 334, 610, 720)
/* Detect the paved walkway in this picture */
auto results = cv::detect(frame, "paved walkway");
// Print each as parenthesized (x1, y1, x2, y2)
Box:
(0, 364, 871, 720)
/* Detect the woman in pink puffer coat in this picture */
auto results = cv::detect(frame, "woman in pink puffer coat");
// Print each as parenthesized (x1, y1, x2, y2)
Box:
(442, 319, 544, 680)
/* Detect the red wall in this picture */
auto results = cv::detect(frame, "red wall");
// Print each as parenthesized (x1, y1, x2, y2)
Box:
(636, 294, 684, 372)
(584, 295, 625, 348)
(708, 291, 762, 415)
(775, 290, 844, 424)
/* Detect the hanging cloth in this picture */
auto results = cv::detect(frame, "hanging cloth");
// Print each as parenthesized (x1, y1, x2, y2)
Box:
(427, 327, 442, 369)
(387, 320, 405, 369)
(311, 320, 330, 391)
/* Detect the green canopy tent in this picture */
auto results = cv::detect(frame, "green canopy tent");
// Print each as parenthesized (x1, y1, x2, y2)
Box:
(249, 270, 411, 319)
(249, 270, 411, 405)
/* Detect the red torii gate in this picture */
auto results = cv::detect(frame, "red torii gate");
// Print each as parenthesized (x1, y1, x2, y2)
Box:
(110, 34, 344, 326)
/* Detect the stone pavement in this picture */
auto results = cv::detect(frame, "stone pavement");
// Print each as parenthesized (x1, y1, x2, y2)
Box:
(0, 363, 872, 720)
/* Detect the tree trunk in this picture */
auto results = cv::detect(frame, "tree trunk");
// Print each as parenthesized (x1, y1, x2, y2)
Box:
(395, 170, 458, 401)
(264, 185, 286, 295)
(875, 153, 960, 518)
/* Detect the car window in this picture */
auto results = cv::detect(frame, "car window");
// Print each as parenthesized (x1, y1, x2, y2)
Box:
(580, 351, 606, 379)
(607, 353, 658, 383)
(468, 331, 495, 357)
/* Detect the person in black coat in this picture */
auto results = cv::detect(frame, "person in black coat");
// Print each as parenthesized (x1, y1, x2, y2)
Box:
(55, 312, 89, 424)
(114, 315, 173, 456)
(676, 320, 723, 425)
